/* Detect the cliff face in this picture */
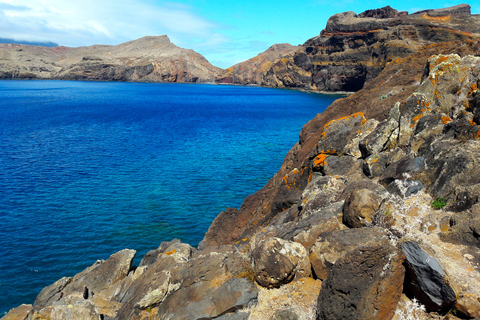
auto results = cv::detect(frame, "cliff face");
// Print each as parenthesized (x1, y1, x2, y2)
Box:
(219, 4, 480, 92)
(0, 36, 222, 83)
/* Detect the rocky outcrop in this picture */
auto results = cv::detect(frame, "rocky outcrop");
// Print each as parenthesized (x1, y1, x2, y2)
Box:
(5, 5, 480, 320)
(0, 36, 222, 82)
(219, 4, 480, 92)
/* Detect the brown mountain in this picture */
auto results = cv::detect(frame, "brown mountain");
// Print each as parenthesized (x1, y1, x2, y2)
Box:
(219, 4, 480, 92)
(0, 35, 222, 82)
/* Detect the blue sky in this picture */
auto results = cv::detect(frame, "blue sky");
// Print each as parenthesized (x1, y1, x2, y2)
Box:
(0, 0, 478, 68)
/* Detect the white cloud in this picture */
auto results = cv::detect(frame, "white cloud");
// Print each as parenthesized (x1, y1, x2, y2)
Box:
(0, 0, 223, 47)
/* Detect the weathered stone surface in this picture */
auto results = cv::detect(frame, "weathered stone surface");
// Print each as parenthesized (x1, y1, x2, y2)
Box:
(272, 309, 299, 320)
(312, 112, 368, 158)
(215, 311, 251, 320)
(386, 179, 424, 198)
(139, 240, 194, 267)
(0, 36, 222, 83)
(252, 237, 311, 288)
(1, 304, 32, 320)
(322, 156, 366, 181)
(48, 300, 101, 320)
(401, 241, 456, 313)
(455, 293, 480, 319)
(317, 244, 405, 320)
(364, 147, 406, 178)
(63, 249, 136, 297)
(309, 227, 390, 280)
(359, 118, 399, 157)
(31, 277, 72, 311)
(343, 188, 383, 228)
(441, 209, 480, 248)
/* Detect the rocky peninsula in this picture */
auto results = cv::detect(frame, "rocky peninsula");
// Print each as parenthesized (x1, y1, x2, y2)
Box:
(3, 4, 480, 320)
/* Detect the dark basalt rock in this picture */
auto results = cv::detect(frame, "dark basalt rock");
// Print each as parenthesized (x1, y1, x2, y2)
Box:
(441, 209, 480, 248)
(401, 241, 456, 313)
(317, 244, 405, 320)
(309, 227, 390, 280)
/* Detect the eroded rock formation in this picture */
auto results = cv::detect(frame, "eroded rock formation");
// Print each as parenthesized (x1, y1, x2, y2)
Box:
(218, 4, 480, 92)
(0, 36, 222, 82)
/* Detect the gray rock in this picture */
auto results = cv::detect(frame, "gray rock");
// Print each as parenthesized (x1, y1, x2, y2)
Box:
(401, 241, 457, 313)
(364, 147, 406, 178)
(359, 118, 399, 158)
(63, 249, 136, 297)
(139, 239, 181, 266)
(317, 244, 405, 320)
(49, 300, 101, 320)
(31, 277, 72, 311)
(322, 156, 366, 181)
(342, 188, 383, 228)
(309, 227, 390, 280)
(1, 304, 32, 320)
(252, 237, 311, 288)
(215, 311, 251, 320)
(441, 209, 480, 248)
(272, 309, 299, 320)
(386, 180, 424, 198)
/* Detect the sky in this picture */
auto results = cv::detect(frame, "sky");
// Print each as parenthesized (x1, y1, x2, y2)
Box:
(0, 0, 478, 68)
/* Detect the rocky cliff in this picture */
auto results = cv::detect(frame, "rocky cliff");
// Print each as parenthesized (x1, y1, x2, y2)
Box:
(218, 4, 480, 92)
(0, 36, 222, 83)
(4, 5, 480, 320)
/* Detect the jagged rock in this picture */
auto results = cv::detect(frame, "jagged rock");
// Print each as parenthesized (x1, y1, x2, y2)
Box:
(202, 208, 251, 247)
(252, 237, 311, 288)
(317, 244, 405, 320)
(299, 175, 346, 217)
(1, 304, 32, 320)
(386, 179, 424, 198)
(266, 200, 345, 249)
(419, 139, 480, 209)
(410, 114, 446, 152)
(344, 119, 379, 158)
(364, 148, 406, 177)
(309, 227, 390, 280)
(455, 293, 480, 319)
(62, 249, 136, 298)
(441, 208, 480, 248)
(359, 118, 399, 157)
(31, 277, 72, 311)
(312, 112, 368, 158)
(401, 241, 456, 313)
(343, 188, 383, 228)
(139, 240, 194, 267)
(48, 300, 101, 320)
(322, 155, 366, 181)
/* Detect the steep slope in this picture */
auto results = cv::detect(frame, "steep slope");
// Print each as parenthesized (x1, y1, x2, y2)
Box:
(220, 4, 480, 92)
(0, 36, 222, 83)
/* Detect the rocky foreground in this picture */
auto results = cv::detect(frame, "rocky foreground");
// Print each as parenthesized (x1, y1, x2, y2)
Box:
(0, 35, 221, 83)
(4, 5, 480, 320)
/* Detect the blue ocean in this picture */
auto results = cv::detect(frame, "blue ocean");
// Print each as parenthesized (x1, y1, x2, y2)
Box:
(0, 80, 342, 315)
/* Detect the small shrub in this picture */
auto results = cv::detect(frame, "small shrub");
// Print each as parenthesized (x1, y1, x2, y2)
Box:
(431, 198, 446, 210)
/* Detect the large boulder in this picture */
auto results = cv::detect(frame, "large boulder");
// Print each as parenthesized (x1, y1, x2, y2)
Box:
(401, 241, 457, 313)
(309, 227, 390, 280)
(342, 188, 384, 228)
(317, 244, 405, 320)
(252, 237, 311, 288)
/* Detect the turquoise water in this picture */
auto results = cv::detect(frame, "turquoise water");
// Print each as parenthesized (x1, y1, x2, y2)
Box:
(0, 80, 342, 314)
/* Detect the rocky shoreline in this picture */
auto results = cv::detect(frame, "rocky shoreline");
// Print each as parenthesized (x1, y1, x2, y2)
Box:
(3, 4, 480, 320)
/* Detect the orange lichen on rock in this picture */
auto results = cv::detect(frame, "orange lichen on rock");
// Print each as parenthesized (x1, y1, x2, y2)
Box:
(410, 113, 425, 128)
(165, 249, 176, 255)
(314, 154, 329, 167)
(421, 13, 451, 23)
(442, 116, 452, 124)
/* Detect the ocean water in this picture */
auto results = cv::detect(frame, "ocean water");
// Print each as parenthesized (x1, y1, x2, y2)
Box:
(0, 80, 342, 315)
